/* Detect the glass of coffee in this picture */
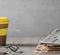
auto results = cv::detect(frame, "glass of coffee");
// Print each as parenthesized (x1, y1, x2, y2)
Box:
(0, 17, 9, 46)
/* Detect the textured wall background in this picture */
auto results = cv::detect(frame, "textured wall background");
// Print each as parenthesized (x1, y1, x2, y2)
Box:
(0, 0, 60, 37)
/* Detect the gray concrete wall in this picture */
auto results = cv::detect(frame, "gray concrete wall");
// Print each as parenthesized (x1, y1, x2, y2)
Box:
(0, 0, 60, 37)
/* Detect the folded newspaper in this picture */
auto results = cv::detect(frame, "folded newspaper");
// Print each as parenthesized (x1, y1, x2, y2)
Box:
(0, 46, 23, 55)
(35, 28, 60, 53)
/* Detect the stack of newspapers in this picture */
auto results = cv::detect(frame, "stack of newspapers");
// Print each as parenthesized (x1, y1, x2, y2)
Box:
(35, 28, 60, 53)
